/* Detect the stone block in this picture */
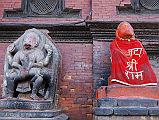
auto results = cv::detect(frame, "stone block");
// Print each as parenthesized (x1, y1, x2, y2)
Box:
(114, 107, 148, 116)
(97, 98, 117, 107)
(117, 98, 157, 107)
(0, 99, 52, 110)
(0, 113, 68, 120)
(0, 109, 62, 118)
(149, 107, 159, 116)
(94, 116, 159, 120)
(93, 107, 113, 116)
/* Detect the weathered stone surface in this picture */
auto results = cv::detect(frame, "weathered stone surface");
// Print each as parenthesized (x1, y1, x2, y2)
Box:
(97, 98, 117, 107)
(93, 107, 113, 116)
(0, 99, 53, 110)
(0, 109, 62, 118)
(94, 116, 159, 120)
(0, 109, 69, 120)
(114, 107, 148, 116)
(51, 114, 69, 120)
(0, 113, 68, 120)
(149, 107, 159, 116)
(117, 99, 157, 107)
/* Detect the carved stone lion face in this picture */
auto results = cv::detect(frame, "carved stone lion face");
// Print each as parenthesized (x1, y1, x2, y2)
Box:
(23, 32, 40, 49)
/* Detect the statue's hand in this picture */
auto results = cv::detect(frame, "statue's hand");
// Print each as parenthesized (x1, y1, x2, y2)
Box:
(44, 44, 52, 57)
(47, 49, 52, 56)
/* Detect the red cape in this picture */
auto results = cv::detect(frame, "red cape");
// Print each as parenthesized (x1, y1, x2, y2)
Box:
(109, 38, 157, 86)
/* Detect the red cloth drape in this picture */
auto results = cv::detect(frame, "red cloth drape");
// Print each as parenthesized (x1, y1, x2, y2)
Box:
(109, 38, 157, 86)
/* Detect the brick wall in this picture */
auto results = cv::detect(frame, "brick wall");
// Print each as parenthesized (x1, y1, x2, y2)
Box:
(57, 43, 93, 120)
(0, 0, 21, 17)
(65, 0, 91, 18)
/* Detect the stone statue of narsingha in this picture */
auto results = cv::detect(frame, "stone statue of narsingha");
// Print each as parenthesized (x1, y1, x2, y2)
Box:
(3, 28, 61, 101)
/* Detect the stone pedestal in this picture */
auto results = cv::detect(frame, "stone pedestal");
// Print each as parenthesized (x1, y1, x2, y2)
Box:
(94, 98, 159, 120)
(0, 99, 68, 120)
(94, 86, 159, 120)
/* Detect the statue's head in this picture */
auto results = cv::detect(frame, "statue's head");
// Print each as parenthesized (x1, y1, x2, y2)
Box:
(23, 32, 40, 49)
(116, 21, 135, 40)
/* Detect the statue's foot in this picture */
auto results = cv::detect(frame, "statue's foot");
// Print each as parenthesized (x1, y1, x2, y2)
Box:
(30, 94, 41, 100)
(6, 96, 13, 99)
(6, 93, 14, 99)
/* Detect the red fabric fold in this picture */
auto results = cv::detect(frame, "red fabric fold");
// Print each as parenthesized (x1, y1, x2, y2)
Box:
(109, 38, 157, 86)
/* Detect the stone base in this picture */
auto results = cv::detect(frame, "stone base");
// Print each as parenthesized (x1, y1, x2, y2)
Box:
(94, 98, 159, 120)
(0, 99, 53, 110)
(0, 109, 68, 120)
(0, 99, 69, 120)
(0, 109, 61, 118)
(94, 116, 159, 120)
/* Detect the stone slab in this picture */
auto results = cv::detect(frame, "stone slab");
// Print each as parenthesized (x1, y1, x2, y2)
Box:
(93, 107, 114, 116)
(0, 114, 68, 120)
(149, 107, 159, 116)
(114, 107, 148, 116)
(0, 109, 62, 118)
(117, 98, 157, 107)
(94, 116, 159, 120)
(0, 99, 53, 110)
(97, 98, 117, 107)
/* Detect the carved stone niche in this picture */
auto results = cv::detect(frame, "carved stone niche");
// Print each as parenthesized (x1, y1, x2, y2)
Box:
(0, 29, 67, 120)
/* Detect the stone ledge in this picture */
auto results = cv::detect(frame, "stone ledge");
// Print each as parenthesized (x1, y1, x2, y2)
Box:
(94, 116, 159, 120)
(0, 113, 68, 120)
(97, 98, 158, 107)
(117, 99, 157, 107)
(0, 109, 62, 118)
(93, 107, 113, 116)
(149, 107, 159, 116)
(95, 98, 159, 116)
(94, 107, 159, 116)
(97, 98, 117, 107)
(0, 99, 53, 110)
(114, 107, 148, 116)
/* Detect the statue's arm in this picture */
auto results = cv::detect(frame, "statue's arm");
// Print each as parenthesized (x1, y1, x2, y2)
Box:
(43, 44, 53, 66)
(7, 52, 13, 65)
(7, 43, 16, 65)
(12, 52, 22, 69)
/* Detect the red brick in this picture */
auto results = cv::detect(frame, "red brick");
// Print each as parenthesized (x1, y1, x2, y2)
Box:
(57, 43, 93, 120)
